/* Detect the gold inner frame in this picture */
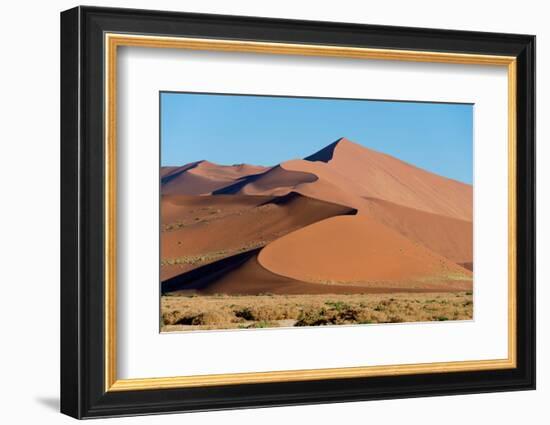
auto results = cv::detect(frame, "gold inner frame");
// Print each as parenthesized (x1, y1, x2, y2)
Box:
(104, 33, 517, 392)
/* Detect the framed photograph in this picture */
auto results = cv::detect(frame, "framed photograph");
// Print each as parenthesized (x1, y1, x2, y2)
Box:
(60, 6, 535, 419)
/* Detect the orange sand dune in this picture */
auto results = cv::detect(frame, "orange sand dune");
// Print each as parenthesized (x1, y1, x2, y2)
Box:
(163, 249, 459, 295)
(161, 192, 356, 280)
(361, 197, 473, 265)
(162, 250, 332, 295)
(280, 159, 371, 213)
(161, 161, 267, 195)
(258, 215, 471, 289)
(213, 165, 317, 196)
(302, 138, 473, 221)
(160, 137, 473, 294)
(208, 138, 472, 221)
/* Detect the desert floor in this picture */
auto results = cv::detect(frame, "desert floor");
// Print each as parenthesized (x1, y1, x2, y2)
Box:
(161, 291, 473, 332)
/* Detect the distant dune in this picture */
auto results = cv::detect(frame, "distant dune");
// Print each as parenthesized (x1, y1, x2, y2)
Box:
(161, 160, 267, 195)
(160, 137, 473, 295)
(213, 165, 317, 196)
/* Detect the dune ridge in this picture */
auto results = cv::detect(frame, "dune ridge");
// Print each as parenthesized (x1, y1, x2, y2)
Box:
(213, 165, 318, 195)
(203, 137, 472, 221)
(161, 160, 268, 195)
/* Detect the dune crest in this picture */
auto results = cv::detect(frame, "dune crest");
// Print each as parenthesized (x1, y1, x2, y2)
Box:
(182, 137, 473, 221)
(213, 165, 317, 195)
(161, 161, 268, 195)
(301, 137, 472, 220)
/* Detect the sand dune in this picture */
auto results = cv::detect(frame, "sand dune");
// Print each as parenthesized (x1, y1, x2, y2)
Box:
(361, 197, 473, 265)
(258, 215, 471, 289)
(302, 138, 472, 221)
(162, 249, 463, 296)
(161, 192, 356, 280)
(162, 249, 336, 295)
(160, 136, 473, 296)
(161, 161, 267, 195)
(282, 159, 368, 209)
(203, 138, 472, 222)
(213, 165, 317, 195)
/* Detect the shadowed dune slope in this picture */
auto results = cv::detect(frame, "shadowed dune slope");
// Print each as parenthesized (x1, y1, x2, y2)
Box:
(213, 165, 317, 195)
(161, 161, 267, 195)
(163, 250, 456, 295)
(162, 249, 332, 295)
(361, 197, 473, 265)
(161, 192, 356, 280)
(258, 215, 471, 289)
(302, 137, 473, 221)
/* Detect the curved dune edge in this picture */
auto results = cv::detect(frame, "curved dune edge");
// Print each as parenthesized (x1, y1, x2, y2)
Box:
(161, 192, 356, 281)
(161, 161, 268, 196)
(213, 165, 318, 196)
(162, 249, 462, 296)
(161, 137, 472, 221)
(280, 159, 371, 214)
(257, 215, 472, 289)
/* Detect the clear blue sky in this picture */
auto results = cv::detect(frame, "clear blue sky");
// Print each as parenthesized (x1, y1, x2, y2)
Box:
(161, 92, 473, 184)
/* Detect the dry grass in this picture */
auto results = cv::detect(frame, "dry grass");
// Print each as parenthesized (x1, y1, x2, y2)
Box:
(161, 292, 473, 332)
(162, 203, 278, 232)
(160, 240, 267, 267)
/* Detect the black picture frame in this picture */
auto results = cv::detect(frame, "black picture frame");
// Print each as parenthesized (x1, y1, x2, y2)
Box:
(60, 5, 535, 419)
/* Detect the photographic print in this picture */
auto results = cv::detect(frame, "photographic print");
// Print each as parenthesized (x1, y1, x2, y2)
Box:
(160, 92, 474, 332)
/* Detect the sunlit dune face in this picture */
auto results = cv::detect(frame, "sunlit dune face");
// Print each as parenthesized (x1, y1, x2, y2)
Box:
(258, 215, 471, 286)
